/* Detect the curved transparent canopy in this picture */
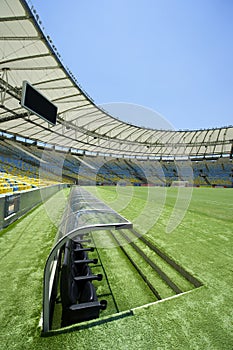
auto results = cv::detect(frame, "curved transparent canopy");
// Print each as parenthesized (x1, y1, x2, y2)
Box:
(57, 187, 131, 241)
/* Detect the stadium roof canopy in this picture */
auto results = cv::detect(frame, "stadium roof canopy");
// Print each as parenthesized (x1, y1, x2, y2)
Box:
(0, 0, 233, 159)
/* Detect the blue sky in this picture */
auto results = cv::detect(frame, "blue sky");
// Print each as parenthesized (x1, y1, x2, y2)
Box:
(28, 0, 233, 130)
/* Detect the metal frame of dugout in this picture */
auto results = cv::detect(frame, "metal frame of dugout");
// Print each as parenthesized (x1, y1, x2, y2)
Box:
(42, 186, 132, 333)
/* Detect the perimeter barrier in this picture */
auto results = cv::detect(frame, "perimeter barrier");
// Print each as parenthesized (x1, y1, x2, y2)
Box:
(0, 184, 68, 230)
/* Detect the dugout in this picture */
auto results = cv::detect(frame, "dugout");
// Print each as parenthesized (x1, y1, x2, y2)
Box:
(42, 186, 132, 333)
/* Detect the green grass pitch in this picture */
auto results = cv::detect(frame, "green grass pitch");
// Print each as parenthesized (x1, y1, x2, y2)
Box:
(0, 187, 232, 349)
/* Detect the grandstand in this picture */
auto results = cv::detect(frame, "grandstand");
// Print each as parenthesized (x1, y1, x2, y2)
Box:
(0, 1, 233, 349)
(0, 137, 232, 190)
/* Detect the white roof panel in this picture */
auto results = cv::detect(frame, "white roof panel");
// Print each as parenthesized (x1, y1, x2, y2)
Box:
(0, 0, 232, 158)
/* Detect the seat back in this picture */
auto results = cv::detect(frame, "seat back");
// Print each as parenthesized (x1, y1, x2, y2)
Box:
(79, 281, 98, 303)
(60, 246, 79, 308)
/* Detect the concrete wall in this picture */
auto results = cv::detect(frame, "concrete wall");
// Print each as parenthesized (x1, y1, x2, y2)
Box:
(0, 184, 67, 230)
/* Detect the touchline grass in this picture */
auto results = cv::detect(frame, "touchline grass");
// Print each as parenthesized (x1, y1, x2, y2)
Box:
(0, 187, 232, 349)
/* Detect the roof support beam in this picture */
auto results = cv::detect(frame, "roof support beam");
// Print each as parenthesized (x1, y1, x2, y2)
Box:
(0, 36, 40, 41)
(33, 76, 69, 86)
(3, 65, 58, 70)
(0, 53, 51, 65)
(0, 77, 21, 100)
(51, 93, 82, 102)
(0, 16, 30, 22)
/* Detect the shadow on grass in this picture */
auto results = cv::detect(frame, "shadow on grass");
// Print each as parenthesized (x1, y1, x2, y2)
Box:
(41, 310, 134, 337)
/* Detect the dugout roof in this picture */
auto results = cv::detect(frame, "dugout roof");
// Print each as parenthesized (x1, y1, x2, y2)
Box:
(0, 0, 233, 158)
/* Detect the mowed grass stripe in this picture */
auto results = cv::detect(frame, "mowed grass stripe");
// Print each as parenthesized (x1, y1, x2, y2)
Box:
(119, 229, 183, 294)
(0, 190, 69, 347)
(124, 229, 196, 292)
(130, 228, 202, 288)
(112, 230, 176, 299)
(0, 186, 232, 350)
(109, 229, 162, 300)
(91, 230, 155, 311)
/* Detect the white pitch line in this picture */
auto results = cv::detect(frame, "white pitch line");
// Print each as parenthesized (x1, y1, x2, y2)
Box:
(131, 287, 203, 312)
(38, 312, 43, 329)
(38, 287, 204, 329)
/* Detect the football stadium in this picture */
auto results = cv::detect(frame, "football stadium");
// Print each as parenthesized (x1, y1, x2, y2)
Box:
(0, 1, 233, 349)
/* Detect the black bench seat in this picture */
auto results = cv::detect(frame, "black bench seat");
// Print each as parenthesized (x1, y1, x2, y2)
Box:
(60, 241, 107, 327)
(61, 280, 107, 327)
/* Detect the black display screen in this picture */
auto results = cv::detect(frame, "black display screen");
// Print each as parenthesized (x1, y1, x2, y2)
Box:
(21, 81, 57, 125)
